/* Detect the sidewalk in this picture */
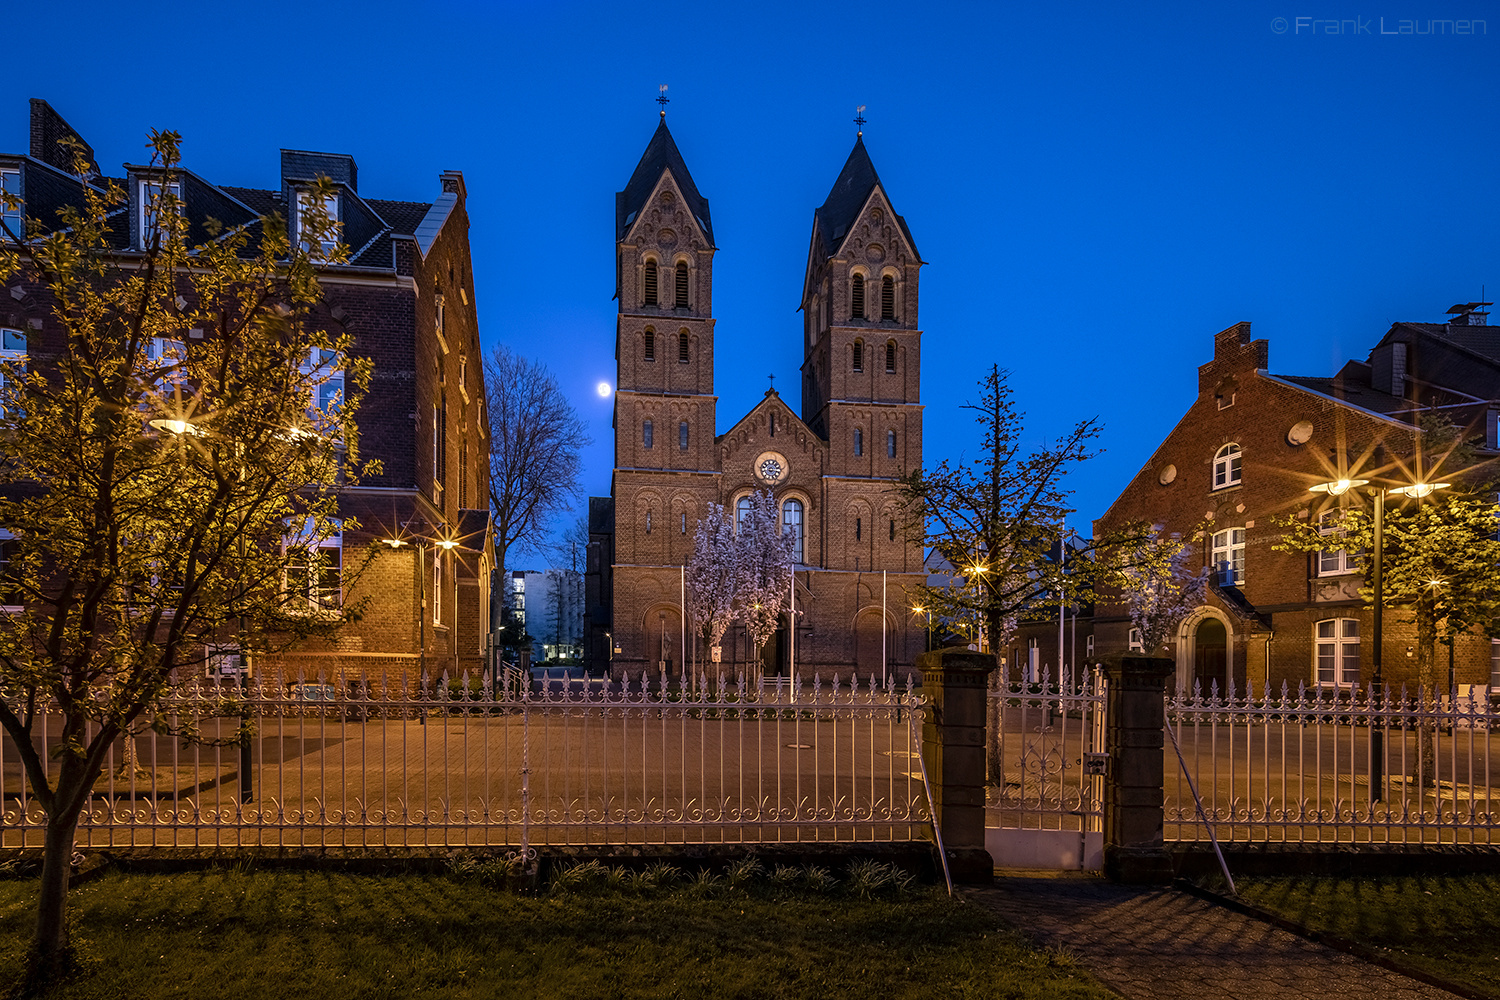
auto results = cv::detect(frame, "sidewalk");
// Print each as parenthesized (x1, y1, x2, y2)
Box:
(967, 872, 1465, 999)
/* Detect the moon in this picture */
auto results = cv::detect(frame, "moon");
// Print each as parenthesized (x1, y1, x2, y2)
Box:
(596, 381, 612, 398)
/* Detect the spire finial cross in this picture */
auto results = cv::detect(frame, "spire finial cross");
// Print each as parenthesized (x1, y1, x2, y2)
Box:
(768, 372, 776, 391)
(658, 84, 670, 119)
(854, 105, 867, 137)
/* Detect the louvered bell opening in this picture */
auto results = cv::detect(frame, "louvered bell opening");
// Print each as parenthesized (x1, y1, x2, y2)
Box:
(643, 261, 658, 306)
(644, 329, 655, 362)
(674, 263, 689, 308)
(678, 332, 689, 363)
(851, 275, 865, 320)
(852, 340, 863, 372)
(881, 276, 894, 320)
(885, 342, 896, 373)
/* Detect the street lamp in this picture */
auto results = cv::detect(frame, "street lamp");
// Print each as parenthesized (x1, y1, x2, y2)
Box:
(913, 605, 933, 653)
(1309, 477, 1450, 801)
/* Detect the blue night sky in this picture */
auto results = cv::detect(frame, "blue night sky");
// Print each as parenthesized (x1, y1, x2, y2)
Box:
(8, 1, 1497, 550)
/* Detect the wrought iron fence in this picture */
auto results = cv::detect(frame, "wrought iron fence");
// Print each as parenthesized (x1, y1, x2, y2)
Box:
(1167, 680, 1498, 845)
(985, 666, 1107, 836)
(2, 669, 931, 851)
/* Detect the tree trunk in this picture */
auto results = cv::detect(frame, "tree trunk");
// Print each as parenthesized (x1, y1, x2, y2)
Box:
(1416, 628, 1438, 792)
(23, 804, 83, 994)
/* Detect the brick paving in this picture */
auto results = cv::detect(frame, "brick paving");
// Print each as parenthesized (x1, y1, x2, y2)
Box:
(967, 872, 1463, 999)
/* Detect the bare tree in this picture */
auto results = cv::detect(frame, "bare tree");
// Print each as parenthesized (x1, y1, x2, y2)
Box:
(484, 346, 590, 605)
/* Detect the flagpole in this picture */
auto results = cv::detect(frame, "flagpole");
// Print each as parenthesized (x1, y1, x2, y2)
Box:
(881, 569, 887, 686)
(789, 570, 796, 683)
(680, 564, 687, 691)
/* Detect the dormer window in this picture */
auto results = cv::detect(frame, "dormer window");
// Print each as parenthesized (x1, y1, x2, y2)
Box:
(139, 179, 181, 249)
(0, 168, 20, 241)
(643, 259, 658, 306)
(674, 262, 689, 308)
(297, 190, 340, 259)
(851, 274, 866, 320)
(881, 276, 895, 320)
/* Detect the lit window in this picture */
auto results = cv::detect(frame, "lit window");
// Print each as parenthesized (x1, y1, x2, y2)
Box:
(678, 420, 688, 451)
(851, 274, 865, 320)
(0, 328, 26, 419)
(139, 179, 182, 249)
(1315, 618, 1360, 687)
(436, 294, 446, 339)
(0, 168, 20, 241)
(678, 331, 690, 363)
(1210, 528, 1245, 586)
(284, 518, 342, 613)
(885, 341, 896, 373)
(643, 259, 658, 306)
(297, 190, 340, 259)
(644, 328, 655, 362)
(674, 261, 689, 308)
(1317, 509, 1356, 576)
(853, 427, 863, 456)
(433, 549, 443, 625)
(852, 339, 864, 373)
(643, 419, 654, 449)
(887, 429, 897, 458)
(299, 348, 343, 419)
(782, 499, 804, 563)
(1212, 443, 1242, 490)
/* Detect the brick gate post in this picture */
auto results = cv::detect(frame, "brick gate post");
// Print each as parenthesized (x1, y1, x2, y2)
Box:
(916, 646, 997, 883)
(1102, 655, 1175, 884)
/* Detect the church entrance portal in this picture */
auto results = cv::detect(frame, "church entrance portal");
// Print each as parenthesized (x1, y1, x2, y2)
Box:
(1193, 618, 1227, 692)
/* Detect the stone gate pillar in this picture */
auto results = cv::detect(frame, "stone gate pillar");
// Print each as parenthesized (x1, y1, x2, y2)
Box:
(917, 646, 997, 883)
(1101, 655, 1174, 883)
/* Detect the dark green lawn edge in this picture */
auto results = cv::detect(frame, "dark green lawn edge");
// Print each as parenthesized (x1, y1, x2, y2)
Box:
(1174, 879, 1494, 1000)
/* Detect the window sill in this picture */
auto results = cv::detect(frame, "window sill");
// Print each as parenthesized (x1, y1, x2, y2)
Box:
(1211, 483, 1242, 493)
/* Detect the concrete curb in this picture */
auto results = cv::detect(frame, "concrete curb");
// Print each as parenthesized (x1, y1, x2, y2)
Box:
(1175, 879, 1491, 1000)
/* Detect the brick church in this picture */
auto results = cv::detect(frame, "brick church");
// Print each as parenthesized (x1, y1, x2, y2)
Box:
(587, 118, 926, 681)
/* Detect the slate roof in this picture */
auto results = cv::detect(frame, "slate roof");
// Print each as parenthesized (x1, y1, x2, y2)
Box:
(367, 198, 432, 236)
(615, 121, 713, 245)
(1273, 373, 1411, 416)
(1389, 321, 1500, 364)
(814, 137, 919, 260)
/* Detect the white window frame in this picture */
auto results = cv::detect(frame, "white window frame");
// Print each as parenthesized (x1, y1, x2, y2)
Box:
(1315, 618, 1360, 687)
(300, 348, 344, 420)
(782, 499, 805, 564)
(1212, 443, 1242, 490)
(297, 189, 340, 259)
(139, 179, 181, 249)
(1086, 634, 1095, 659)
(1127, 628, 1143, 653)
(0, 328, 26, 419)
(0, 167, 21, 240)
(284, 518, 342, 614)
(1211, 527, 1245, 586)
(1316, 509, 1356, 576)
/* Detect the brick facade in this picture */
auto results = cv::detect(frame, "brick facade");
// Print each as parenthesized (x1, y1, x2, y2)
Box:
(1, 100, 493, 686)
(597, 123, 925, 680)
(1016, 317, 1500, 695)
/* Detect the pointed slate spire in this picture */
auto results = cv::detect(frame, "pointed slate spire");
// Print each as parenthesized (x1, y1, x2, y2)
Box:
(615, 120, 714, 245)
(814, 136, 919, 260)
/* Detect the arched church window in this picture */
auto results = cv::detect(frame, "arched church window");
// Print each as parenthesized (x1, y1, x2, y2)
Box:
(852, 339, 864, 373)
(678, 420, 688, 450)
(885, 341, 896, 374)
(889, 518, 896, 541)
(887, 429, 897, 457)
(643, 419, 654, 449)
(643, 259, 658, 306)
(881, 275, 895, 320)
(851, 274, 865, 320)
(644, 328, 655, 362)
(853, 427, 864, 456)
(674, 261, 689, 308)
(782, 499, 804, 563)
(736, 495, 752, 529)
(678, 331, 690, 363)
(855, 516, 862, 541)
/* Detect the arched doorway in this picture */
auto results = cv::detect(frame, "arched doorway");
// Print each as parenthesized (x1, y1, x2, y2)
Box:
(1193, 617, 1227, 692)
(855, 609, 890, 679)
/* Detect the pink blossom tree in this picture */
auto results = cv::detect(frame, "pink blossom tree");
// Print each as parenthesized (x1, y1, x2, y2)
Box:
(734, 490, 796, 672)
(686, 502, 738, 667)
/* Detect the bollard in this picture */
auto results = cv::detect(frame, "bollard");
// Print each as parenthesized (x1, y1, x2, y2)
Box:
(916, 646, 998, 883)
(1101, 655, 1175, 884)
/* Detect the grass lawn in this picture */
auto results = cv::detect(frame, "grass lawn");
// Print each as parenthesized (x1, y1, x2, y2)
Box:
(0, 863, 1111, 999)
(1233, 874, 1500, 998)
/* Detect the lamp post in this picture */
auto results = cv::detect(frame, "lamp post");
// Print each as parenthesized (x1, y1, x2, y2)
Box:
(1308, 476, 1449, 801)
(913, 605, 932, 653)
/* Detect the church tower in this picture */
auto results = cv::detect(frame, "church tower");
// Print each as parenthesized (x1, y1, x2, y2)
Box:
(610, 118, 720, 675)
(800, 136, 924, 575)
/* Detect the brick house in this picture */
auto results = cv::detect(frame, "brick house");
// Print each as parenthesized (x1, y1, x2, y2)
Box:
(1, 99, 492, 687)
(588, 120, 925, 681)
(1015, 311, 1500, 694)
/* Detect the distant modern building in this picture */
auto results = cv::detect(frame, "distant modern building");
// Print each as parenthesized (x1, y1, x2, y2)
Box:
(2, 99, 493, 685)
(1016, 308, 1500, 693)
(589, 117, 928, 680)
(506, 568, 583, 662)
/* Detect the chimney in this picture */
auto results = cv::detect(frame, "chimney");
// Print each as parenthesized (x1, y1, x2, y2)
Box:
(29, 99, 98, 176)
(1446, 301, 1491, 326)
